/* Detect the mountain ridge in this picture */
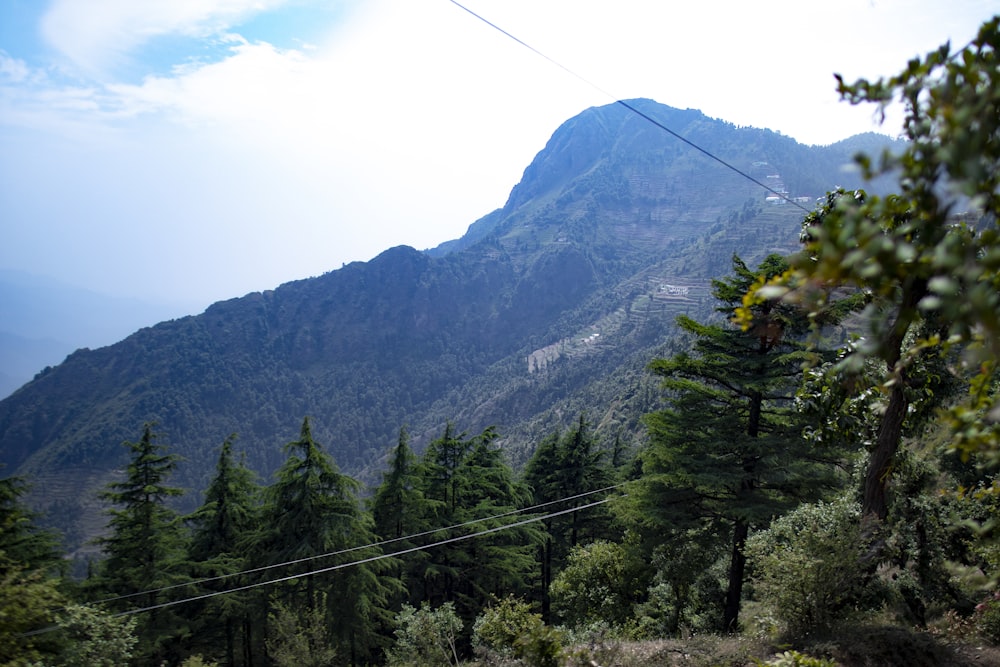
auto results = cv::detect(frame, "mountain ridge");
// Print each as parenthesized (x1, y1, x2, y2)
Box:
(0, 99, 902, 554)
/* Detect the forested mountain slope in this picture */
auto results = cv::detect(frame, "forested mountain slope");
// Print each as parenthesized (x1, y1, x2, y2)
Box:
(0, 99, 898, 551)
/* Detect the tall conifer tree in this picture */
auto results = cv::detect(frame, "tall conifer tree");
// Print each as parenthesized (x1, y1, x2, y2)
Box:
(417, 424, 543, 635)
(371, 426, 432, 610)
(0, 476, 62, 573)
(95, 424, 189, 664)
(0, 476, 65, 664)
(187, 434, 262, 666)
(524, 415, 613, 620)
(630, 255, 842, 632)
(259, 417, 396, 664)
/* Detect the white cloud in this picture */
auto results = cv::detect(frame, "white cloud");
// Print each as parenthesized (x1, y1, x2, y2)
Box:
(0, 52, 31, 83)
(39, 0, 291, 76)
(2, 0, 994, 306)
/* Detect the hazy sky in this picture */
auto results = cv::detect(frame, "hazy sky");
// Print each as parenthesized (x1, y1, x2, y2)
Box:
(1, 0, 995, 311)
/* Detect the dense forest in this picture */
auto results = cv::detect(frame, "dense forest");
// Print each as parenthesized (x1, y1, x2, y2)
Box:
(4, 15, 1000, 667)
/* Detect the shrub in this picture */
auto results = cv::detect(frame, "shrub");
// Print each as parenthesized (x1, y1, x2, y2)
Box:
(515, 622, 565, 667)
(58, 604, 138, 667)
(473, 595, 565, 666)
(975, 592, 1000, 644)
(266, 596, 337, 667)
(472, 595, 544, 657)
(745, 497, 874, 636)
(385, 602, 462, 667)
(550, 540, 642, 630)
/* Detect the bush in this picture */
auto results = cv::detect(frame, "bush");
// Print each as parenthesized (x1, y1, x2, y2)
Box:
(975, 592, 1000, 644)
(179, 656, 219, 667)
(746, 497, 875, 636)
(624, 535, 729, 638)
(473, 596, 565, 666)
(473, 595, 544, 657)
(57, 604, 138, 667)
(562, 621, 621, 667)
(515, 622, 565, 667)
(550, 540, 643, 630)
(266, 596, 336, 667)
(385, 602, 462, 667)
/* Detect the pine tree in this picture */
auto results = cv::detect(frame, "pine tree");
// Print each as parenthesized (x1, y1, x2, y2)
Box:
(556, 414, 613, 548)
(416, 423, 476, 609)
(371, 426, 432, 611)
(259, 417, 397, 664)
(94, 423, 190, 663)
(523, 415, 613, 620)
(186, 434, 262, 666)
(629, 255, 843, 632)
(0, 476, 62, 573)
(417, 425, 543, 640)
(459, 428, 542, 609)
(372, 427, 421, 543)
(0, 476, 65, 664)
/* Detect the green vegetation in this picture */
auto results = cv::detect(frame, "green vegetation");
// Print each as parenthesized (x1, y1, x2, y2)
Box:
(88, 424, 190, 664)
(385, 602, 462, 667)
(4, 13, 1000, 667)
(627, 253, 846, 632)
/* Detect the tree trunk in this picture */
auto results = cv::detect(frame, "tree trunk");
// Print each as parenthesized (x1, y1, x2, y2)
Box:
(863, 277, 924, 523)
(540, 538, 552, 623)
(722, 518, 749, 633)
(225, 617, 235, 667)
(863, 382, 908, 521)
(243, 616, 254, 667)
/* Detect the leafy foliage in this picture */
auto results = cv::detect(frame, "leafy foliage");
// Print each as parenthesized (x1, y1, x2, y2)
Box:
(55, 604, 139, 667)
(471, 595, 545, 659)
(757, 650, 836, 667)
(741, 17, 1000, 476)
(266, 594, 337, 667)
(0, 559, 65, 665)
(549, 540, 644, 630)
(746, 497, 874, 636)
(385, 602, 462, 667)
(975, 592, 1000, 644)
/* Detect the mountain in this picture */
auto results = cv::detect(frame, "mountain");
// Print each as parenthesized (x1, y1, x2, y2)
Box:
(0, 99, 900, 555)
(0, 270, 199, 398)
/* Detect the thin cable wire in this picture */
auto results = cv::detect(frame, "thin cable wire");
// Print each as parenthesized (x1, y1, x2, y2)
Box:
(117, 496, 615, 618)
(446, 0, 810, 212)
(78, 482, 627, 610)
(20, 494, 621, 637)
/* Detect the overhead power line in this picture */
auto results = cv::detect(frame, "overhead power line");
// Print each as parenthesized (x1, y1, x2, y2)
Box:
(446, 0, 810, 213)
(79, 482, 627, 611)
(23, 486, 625, 638)
(112, 495, 617, 619)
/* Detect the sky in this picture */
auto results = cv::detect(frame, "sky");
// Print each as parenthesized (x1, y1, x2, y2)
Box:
(1, 0, 996, 315)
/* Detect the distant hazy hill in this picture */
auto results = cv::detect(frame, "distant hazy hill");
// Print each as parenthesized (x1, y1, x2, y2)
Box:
(0, 99, 900, 554)
(0, 271, 198, 398)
